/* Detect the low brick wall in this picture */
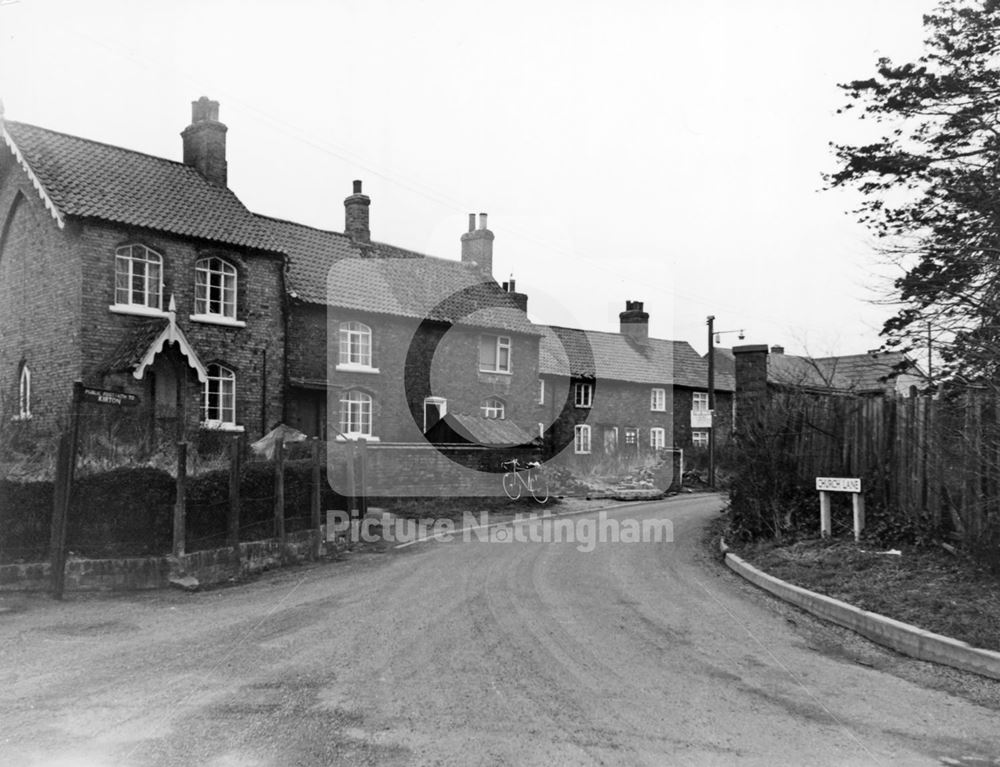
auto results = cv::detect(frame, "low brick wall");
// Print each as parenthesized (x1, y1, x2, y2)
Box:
(0, 530, 323, 592)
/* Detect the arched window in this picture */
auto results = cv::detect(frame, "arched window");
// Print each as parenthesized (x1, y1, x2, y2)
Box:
(18, 363, 31, 419)
(339, 321, 373, 368)
(481, 396, 506, 420)
(115, 245, 163, 310)
(340, 389, 373, 437)
(203, 363, 236, 427)
(194, 257, 237, 319)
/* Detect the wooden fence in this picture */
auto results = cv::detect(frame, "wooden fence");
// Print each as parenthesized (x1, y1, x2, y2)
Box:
(744, 387, 1000, 549)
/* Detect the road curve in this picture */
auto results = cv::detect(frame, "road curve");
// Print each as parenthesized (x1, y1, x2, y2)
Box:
(1, 494, 998, 766)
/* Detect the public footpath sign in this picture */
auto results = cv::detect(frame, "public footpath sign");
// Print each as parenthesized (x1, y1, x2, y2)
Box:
(81, 387, 140, 407)
(815, 477, 865, 540)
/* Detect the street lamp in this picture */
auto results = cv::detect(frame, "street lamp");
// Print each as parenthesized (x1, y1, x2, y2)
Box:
(706, 317, 744, 490)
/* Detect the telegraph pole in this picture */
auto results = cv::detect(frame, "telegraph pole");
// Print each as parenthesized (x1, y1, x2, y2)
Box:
(707, 315, 715, 490)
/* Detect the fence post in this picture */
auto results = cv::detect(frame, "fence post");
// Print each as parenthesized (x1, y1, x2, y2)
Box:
(819, 490, 832, 537)
(357, 438, 369, 518)
(49, 381, 83, 599)
(311, 438, 322, 559)
(173, 442, 187, 557)
(344, 440, 356, 519)
(274, 438, 286, 543)
(228, 436, 242, 564)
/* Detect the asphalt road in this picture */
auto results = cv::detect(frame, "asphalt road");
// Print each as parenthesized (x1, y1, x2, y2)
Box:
(1, 494, 999, 766)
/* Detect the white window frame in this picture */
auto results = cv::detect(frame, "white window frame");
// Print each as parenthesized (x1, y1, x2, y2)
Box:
(423, 396, 447, 432)
(16, 364, 31, 420)
(574, 382, 593, 409)
(481, 396, 506, 420)
(191, 256, 244, 327)
(692, 391, 710, 413)
(340, 389, 373, 438)
(112, 244, 164, 315)
(574, 424, 592, 454)
(692, 430, 709, 448)
(338, 321, 377, 372)
(202, 363, 239, 430)
(624, 427, 638, 446)
(650, 427, 665, 450)
(479, 335, 512, 374)
(538, 378, 545, 405)
(650, 387, 666, 412)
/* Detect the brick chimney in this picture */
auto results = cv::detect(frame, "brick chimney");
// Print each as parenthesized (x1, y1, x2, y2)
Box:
(733, 344, 770, 428)
(770, 345, 785, 354)
(619, 300, 649, 344)
(501, 277, 528, 313)
(461, 212, 494, 275)
(344, 180, 371, 245)
(181, 97, 227, 186)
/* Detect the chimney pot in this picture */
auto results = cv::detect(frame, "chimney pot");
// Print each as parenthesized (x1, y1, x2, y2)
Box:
(461, 211, 494, 275)
(344, 180, 371, 245)
(619, 300, 650, 344)
(508, 278, 516, 292)
(181, 97, 228, 186)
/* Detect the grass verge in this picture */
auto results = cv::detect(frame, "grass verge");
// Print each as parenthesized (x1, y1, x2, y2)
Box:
(727, 534, 1000, 652)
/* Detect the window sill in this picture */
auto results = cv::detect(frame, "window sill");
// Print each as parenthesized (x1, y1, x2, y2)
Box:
(109, 304, 167, 318)
(574, 405, 593, 410)
(190, 314, 246, 328)
(650, 407, 667, 412)
(200, 422, 245, 432)
(479, 369, 513, 376)
(10, 414, 31, 423)
(334, 434, 381, 442)
(574, 451, 591, 455)
(335, 364, 380, 374)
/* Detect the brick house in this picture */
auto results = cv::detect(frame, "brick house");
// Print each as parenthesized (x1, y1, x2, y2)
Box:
(0, 99, 285, 445)
(732, 343, 926, 425)
(537, 301, 735, 462)
(258, 199, 541, 446)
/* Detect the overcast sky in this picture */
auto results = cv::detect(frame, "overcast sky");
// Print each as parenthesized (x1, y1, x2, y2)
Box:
(0, 0, 940, 358)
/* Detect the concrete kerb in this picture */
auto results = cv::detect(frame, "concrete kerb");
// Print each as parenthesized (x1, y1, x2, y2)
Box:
(720, 538, 1000, 682)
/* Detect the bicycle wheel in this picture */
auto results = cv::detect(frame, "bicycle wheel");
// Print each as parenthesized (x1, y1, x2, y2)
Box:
(529, 470, 549, 503)
(502, 472, 522, 500)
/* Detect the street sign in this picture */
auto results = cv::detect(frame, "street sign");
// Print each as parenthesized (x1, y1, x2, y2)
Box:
(690, 410, 713, 428)
(81, 387, 140, 407)
(816, 477, 861, 493)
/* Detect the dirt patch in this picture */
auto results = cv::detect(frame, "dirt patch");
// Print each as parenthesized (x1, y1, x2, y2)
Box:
(729, 536, 1000, 652)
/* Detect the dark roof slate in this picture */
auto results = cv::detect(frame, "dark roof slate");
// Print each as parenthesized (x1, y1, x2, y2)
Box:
(438, 413, 536, 446)
(767, 351, 920, 393)
(258, 215, 537, 335)
(540, 326, 733, 391)
(2, 121, 281, 252)
(100, 320, 168, 373)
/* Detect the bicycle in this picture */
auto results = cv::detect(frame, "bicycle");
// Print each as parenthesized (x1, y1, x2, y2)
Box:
(501, 458, 549, 503)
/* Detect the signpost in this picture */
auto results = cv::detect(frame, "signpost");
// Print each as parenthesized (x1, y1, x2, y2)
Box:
(816, 477, 865, 540)
(50, 383, 141, 598)
(81, 387, 139, 407)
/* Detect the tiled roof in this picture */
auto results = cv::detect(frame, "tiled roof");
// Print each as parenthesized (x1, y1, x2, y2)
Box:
(539, 326, 733, 391)
(768, 351, 919, 393)
(442, 413, 536, 446)
(1, 121, 281, 253)
(258, 215, 537, 335)
(100, 320, 168, 373)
